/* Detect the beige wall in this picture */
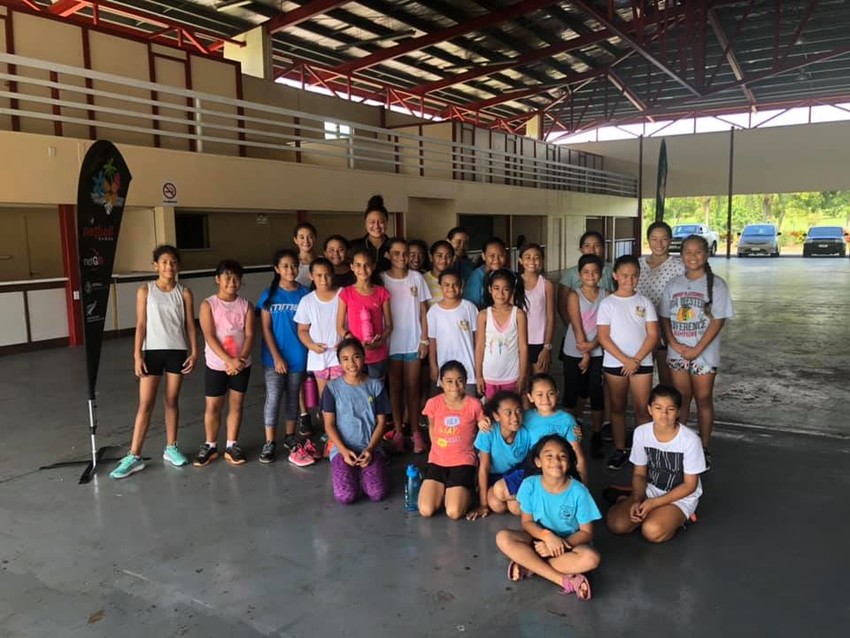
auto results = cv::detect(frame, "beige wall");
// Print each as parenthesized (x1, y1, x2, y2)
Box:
(568, 120, 850, 197)
(0, 207, 62, 280)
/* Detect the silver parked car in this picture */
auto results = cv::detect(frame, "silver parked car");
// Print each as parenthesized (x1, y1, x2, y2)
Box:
(737, 224, 781, 257)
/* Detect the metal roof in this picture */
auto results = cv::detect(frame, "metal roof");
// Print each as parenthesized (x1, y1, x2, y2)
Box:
(21, 1, 850, 137)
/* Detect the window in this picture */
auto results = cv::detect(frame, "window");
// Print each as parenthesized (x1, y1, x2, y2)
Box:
(175, 213, 209, 250)
(324, 121, 352, 140)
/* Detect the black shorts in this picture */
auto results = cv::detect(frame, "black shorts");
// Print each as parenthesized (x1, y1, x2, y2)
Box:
(423, 463, 476, 490)
(205, 365, 251, 397)
(143, 349, 187, 376)
(528, 343, 544, 368)
(603, 365, 654, 377)
(562, 355, 604, 410)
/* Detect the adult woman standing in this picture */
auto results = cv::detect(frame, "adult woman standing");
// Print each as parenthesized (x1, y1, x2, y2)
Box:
(636, 221, 685, 386)
(349, 195, 392, 272)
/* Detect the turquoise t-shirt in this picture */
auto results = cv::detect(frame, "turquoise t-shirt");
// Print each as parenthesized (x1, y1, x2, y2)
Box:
(523, 410, 579, 447)
(517, 475, 601, 537)
(474, 426, 531, 475)
(462, 266, 486, 309)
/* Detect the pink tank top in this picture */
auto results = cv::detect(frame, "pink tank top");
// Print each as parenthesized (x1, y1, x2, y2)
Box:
(204, 295, 252, 372)
(525, 276, 546, 345)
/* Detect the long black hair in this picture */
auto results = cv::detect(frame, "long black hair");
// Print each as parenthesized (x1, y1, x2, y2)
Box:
(682, 234, 715, 317)
(262, 248, 298, 310)
(528, 434, 581, 481)
(483, 268, 526, 311)
(611, 254, 640, 292)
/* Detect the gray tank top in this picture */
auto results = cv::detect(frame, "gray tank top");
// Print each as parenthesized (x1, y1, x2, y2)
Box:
(143, 281, 187, 351)
(563, 287, 606, 358)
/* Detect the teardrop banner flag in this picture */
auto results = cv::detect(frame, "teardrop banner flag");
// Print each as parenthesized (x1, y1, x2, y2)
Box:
(77, 140, 132, 399)
(655, 138, 668, 222)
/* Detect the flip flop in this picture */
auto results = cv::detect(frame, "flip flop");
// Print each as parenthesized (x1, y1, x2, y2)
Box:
(507, 561, 532, 582)
(561, 573, 592, 601)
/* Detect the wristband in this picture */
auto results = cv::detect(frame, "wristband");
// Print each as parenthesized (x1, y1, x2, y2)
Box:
(419, 340, 429, 346)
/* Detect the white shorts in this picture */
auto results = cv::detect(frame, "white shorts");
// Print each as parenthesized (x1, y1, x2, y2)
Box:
(646, 483, 700, 519)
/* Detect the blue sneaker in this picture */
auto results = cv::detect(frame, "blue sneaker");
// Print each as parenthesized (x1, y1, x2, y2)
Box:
(163, 444, 188, 467)
(110, 454, 145, 479)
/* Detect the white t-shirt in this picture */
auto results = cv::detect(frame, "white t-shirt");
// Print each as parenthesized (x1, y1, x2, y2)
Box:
(637, 255, 685, 309)
(381, 270, 431, 355)
(660, 273, 734, 369)
(596, 293, 658, 368)
(427, 300, 479, 383)
(630, 421, 705, 517)
(293, 290, 341, 371)
(296, 263, 312, 288)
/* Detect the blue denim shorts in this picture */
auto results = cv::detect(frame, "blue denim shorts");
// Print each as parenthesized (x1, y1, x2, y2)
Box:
(389, 352, 419, 362)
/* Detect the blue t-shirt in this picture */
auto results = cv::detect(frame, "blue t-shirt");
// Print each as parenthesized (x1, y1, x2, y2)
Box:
(258, 284, 309, 371)
(462, 266, 486, 309)
(517, 475, 602, 537)
(474, 426, 531, 475)
(524, 410, 579, 447)
(321, 377, 391, 460)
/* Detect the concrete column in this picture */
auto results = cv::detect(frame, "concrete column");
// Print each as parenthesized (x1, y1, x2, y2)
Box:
(153, 206, 176, 246)
(224, 26, 273, 81)
(406, 197, 456, 244)
(525, 112, 544, 141)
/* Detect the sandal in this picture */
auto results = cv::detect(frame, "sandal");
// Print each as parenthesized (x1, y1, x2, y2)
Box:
(507, 561, 532, 582)
(561, 573, 592, 601)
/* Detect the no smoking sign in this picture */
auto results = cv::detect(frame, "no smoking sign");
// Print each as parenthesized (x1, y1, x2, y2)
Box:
(161, 181, 178, 205)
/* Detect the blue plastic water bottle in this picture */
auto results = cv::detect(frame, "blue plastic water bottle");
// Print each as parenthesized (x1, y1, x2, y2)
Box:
(404, 464, 421, 513)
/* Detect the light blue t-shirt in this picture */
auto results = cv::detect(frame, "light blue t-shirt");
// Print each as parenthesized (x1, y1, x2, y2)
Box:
(258, 284, 309, 371)
(462, 266, 486, 309)
(321, 377, 391, 461)
(517, 475, 602, 537)
(474, 426, 531, 475)
(524, 410, 579, 447)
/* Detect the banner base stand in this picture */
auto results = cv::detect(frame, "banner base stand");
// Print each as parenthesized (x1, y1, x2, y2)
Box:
(38, 447, 150, 484)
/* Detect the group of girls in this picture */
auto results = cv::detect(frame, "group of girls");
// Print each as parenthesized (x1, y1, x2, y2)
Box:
(109, 195, 731, 603)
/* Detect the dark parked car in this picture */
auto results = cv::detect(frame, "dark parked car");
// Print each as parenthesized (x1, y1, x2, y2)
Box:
(737, 224, 781, 257)
(803, 226, 848, 257)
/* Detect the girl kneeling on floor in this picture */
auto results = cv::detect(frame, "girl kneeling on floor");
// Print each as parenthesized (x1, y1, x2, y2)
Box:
(321, 338, 392, 505)
(496, 435, 601, 600)
(606, 384, 706, 543)
(418, 361, 484, 519)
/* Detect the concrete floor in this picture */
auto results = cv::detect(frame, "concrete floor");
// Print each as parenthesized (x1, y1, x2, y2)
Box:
(1, 257, 849, 637)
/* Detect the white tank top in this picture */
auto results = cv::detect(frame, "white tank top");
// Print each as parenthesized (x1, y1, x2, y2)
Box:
(143, 281, 187, 351)
(563, 287, 606, 358)
(483, 306, 519, 383)
(525, 276, 546, 345)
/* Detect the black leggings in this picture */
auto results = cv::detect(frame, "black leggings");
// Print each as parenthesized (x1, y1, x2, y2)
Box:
(562, 355, 604, 411)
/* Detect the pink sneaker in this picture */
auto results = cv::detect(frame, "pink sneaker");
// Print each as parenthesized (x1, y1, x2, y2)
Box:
(302, 438, 322, 461)
(386, 430, 406, 454)
(412, 430, 426, 454)
(288, 444, 316, 467)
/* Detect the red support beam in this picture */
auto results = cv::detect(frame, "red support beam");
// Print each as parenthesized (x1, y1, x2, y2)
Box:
(571, 0, 701, 96)
(49, 0, 88, 17)
(265, 0, 351, 34)
(332, 0, 564, 75)
(608, 70, 647, 111)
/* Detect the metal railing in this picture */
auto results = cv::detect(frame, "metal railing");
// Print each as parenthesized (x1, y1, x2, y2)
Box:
(0, 53, 637, 197)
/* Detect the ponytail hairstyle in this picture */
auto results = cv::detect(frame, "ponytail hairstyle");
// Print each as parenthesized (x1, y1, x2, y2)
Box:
(483, 268, 526, 311)
(476, 236, 508, 268)
(263, 248, 298, 310)
(577, 253, 604, 274)
(408, 238, 430, 272)
(518, 242, 545, 274)
(611, 254, 640, 292)
(682, 234, 714, 318)
(439, 359, 468, 384)
(646, 220, 673, 240)
(484, 390, 523, 420)
(293, 221, 317, 239)
(350, 246, 383, 286)
(430, 239, 455, 259)
(365, 194, 388, 219)
(579, 230, 605, 248)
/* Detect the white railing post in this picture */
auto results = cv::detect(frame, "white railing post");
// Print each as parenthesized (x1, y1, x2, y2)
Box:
(193, 97, 204, 153)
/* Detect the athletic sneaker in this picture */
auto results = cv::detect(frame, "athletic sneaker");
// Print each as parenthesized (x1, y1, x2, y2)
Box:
(607, 449, 629, 471)
(703, 448, 712, 472)
(589, 432, 604, 459)
(283, 435, 299, 452)
(225, 443, 247, 465)
(162, 444, 188, 467)
(288, 443, 316, 467)
(298, 413, 313, 437)
(385, 430, 406, 454)
(301, 438, 322, 461)
(601, 422, 613, 442)
(110, 454, 145, 479)
(259, 441, 276, 464)
(193, 443, 219, 467)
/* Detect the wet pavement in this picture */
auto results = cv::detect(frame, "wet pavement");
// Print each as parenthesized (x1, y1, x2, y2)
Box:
(1, 256, 849, 636)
